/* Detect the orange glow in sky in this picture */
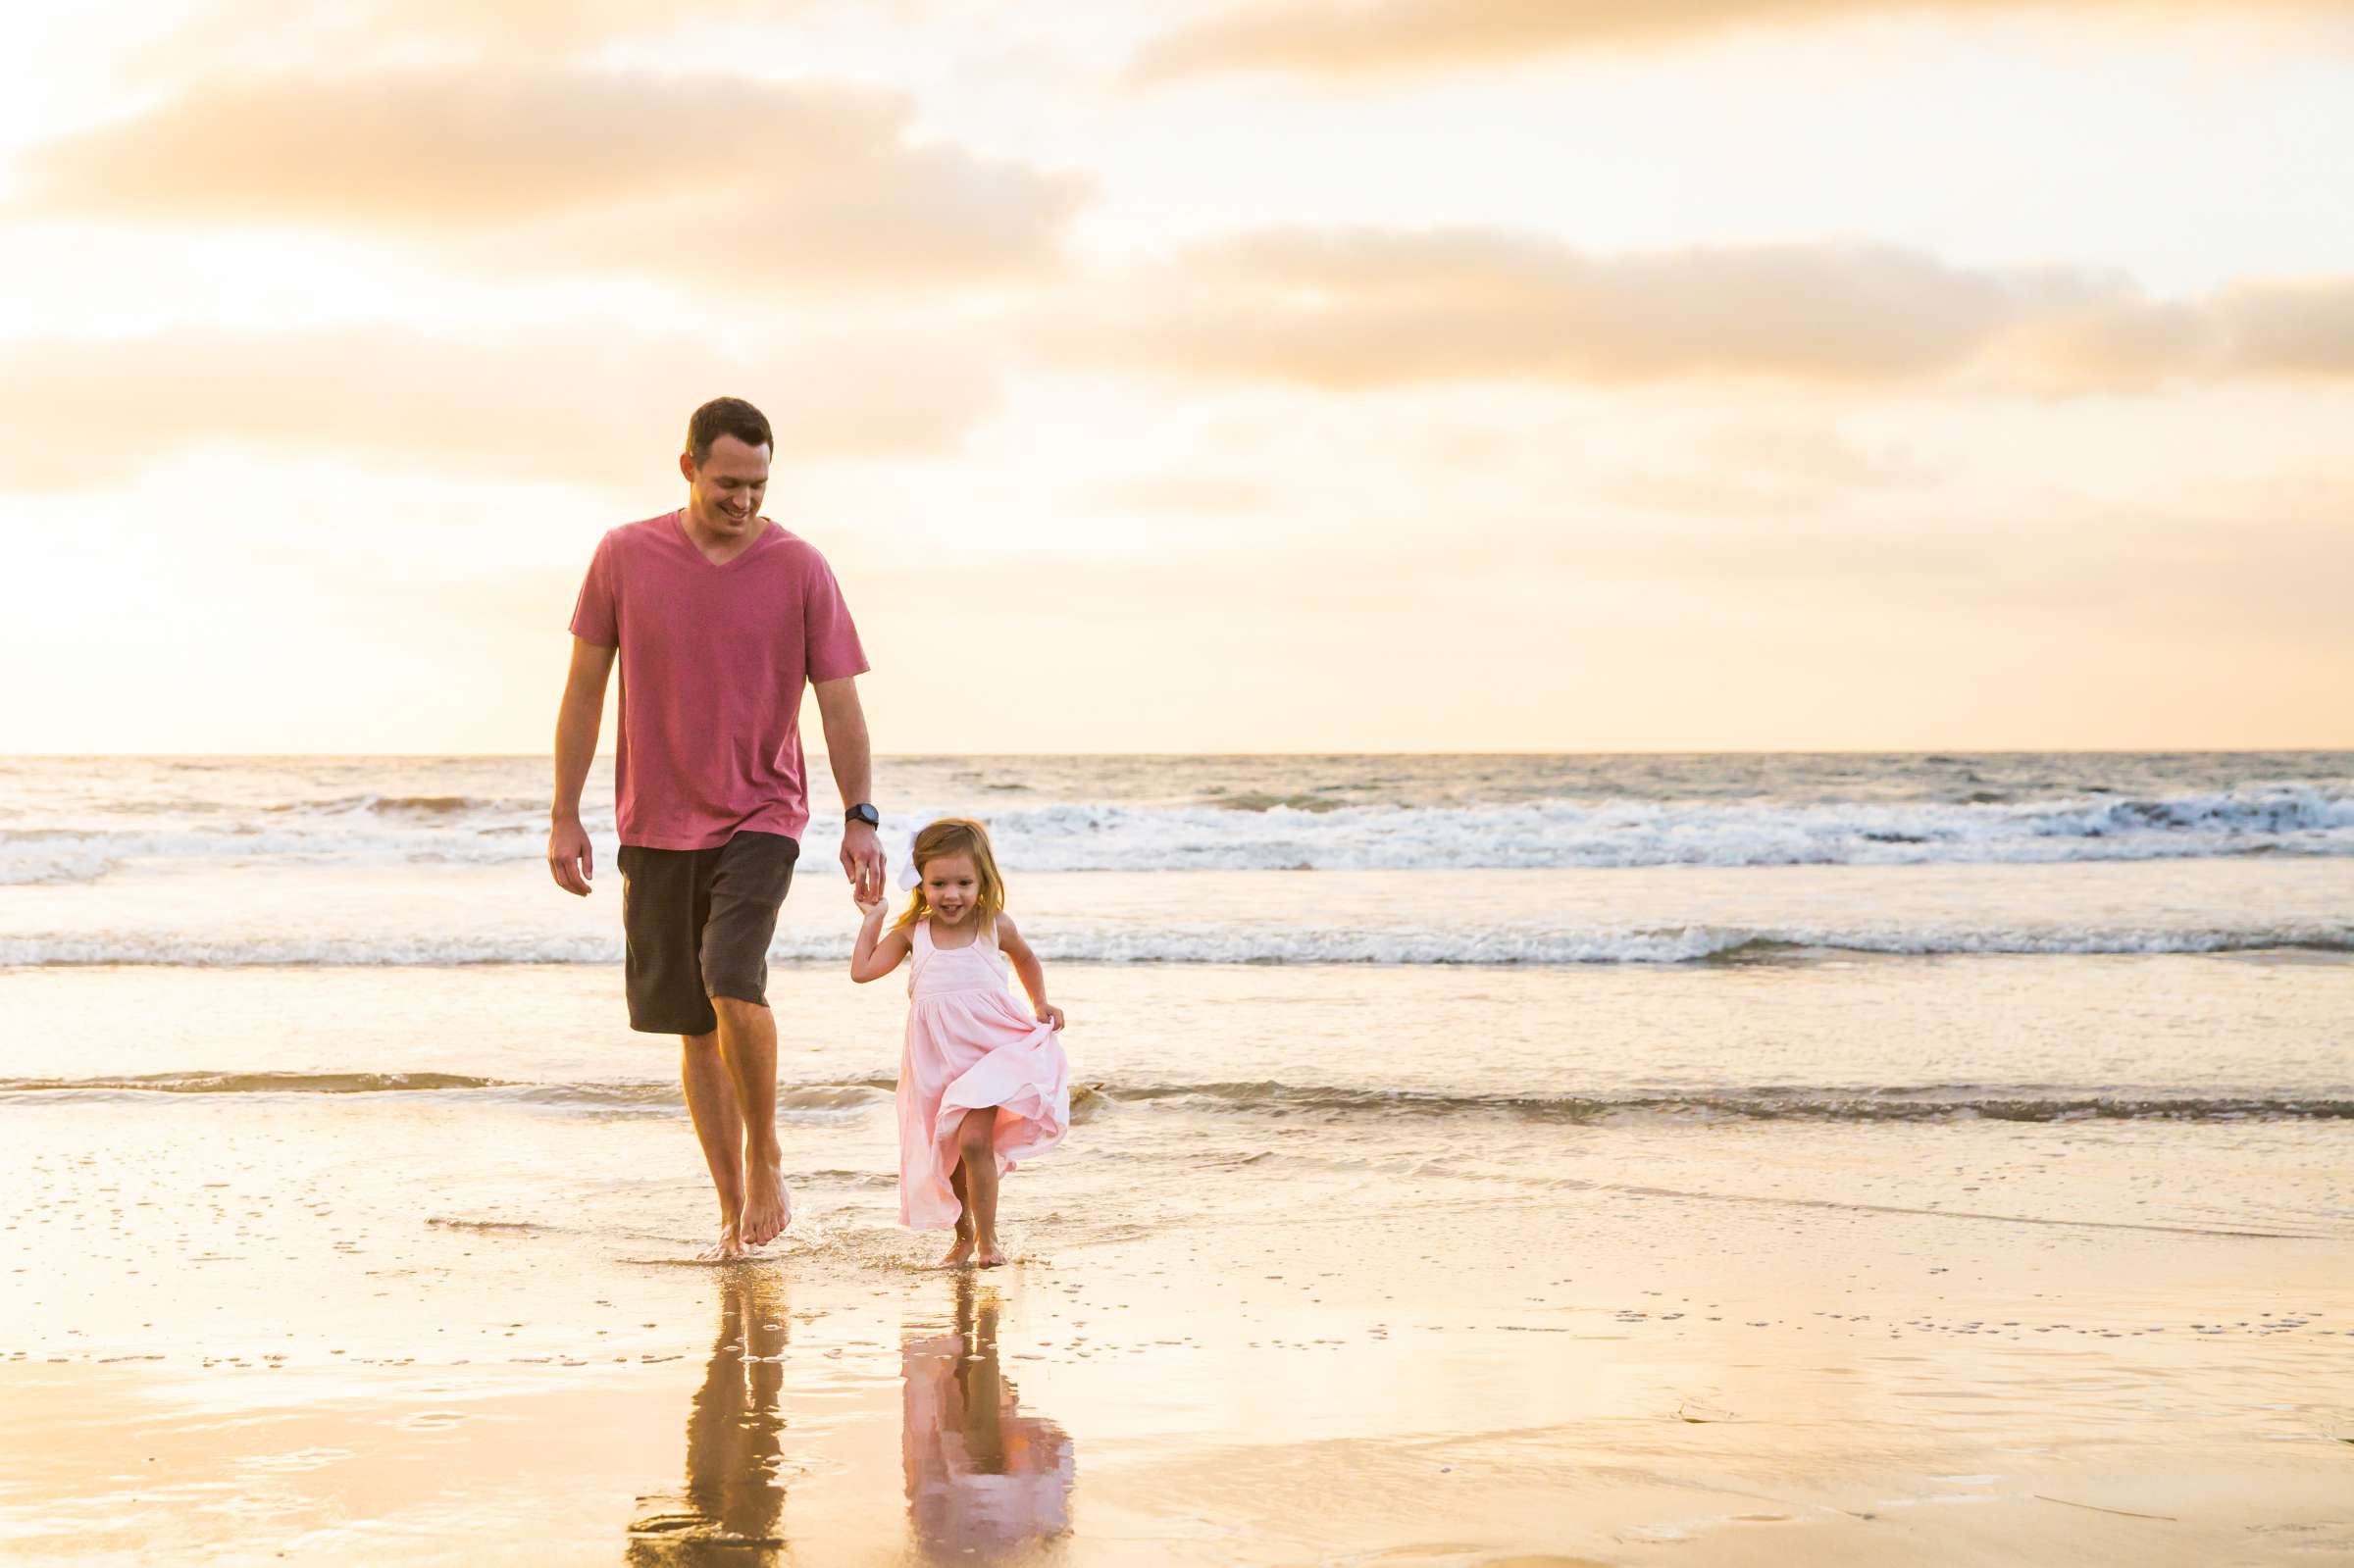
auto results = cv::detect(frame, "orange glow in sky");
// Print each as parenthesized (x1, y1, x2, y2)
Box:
(4, 0, 2351, 751)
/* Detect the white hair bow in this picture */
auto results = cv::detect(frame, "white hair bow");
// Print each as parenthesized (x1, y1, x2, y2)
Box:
(896, 861, 922, 891)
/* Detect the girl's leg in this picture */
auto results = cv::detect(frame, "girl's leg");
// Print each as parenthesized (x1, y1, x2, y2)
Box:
(941, 1156, 975, 1267)
(955, 1107, 1003, 1266)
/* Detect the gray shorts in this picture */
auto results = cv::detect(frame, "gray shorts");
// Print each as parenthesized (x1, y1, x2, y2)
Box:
(616, 831, 798, 1035)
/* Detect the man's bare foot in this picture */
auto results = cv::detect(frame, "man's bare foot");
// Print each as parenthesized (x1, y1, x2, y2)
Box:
(696, 1228, 747, 1263)
(975, 1240, 1006, 1268)
(939, 1236, 975, 1269)
(740, 1149, 790, 1247)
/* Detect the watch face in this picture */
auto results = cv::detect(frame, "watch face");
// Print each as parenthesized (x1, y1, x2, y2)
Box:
(848, 805, 879, 827)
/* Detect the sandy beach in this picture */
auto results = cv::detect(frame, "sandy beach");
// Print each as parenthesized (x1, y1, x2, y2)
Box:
(4, 1121, 2346, 1566)
(4, 754, 2350, 1562)
(11, 0, 2354, 1539)
(4, 958, 2350, 1566)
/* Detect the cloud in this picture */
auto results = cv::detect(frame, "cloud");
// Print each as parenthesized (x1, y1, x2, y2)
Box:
(1078, 474, 1273, 514)
(810, 466, 2354, 658)
(1636, 491, 2354, 639)
(1128, 0, 2335, 82)
(1985, 276, 2354, 387)
(0, 326, 1003, 490)
(17, 68, 1091, 292)
(1039, 228, 2354, 389)
(140, 0, 828, 63)
(1582, 421, 1944, 518)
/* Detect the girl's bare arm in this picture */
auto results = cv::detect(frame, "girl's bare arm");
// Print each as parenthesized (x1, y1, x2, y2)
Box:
(996, 915, 1064, 1029)
(851, 903, 911, 983)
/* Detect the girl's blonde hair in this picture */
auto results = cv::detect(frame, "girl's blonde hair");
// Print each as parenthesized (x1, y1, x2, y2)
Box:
(893, 817, 1008, 936)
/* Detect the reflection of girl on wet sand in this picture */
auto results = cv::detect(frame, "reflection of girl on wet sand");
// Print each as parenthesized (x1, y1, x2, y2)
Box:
(902, 1278, 1074, 1562)
(628, 1272, 790, 1564)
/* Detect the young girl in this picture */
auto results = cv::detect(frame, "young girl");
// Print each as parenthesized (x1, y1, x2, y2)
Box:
(852, 818, 1070, 1268)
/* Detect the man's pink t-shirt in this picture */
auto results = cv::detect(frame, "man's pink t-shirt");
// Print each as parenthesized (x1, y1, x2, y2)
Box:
(569, 511, 869, 850)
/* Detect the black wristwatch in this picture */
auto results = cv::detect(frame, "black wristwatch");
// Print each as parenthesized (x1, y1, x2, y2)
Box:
(845, 803, 880, 829)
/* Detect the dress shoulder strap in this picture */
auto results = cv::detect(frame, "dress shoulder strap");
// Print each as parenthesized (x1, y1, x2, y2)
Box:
(904, 918, 932, 994)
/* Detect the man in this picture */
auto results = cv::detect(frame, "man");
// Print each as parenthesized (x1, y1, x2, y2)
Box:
(548, 396, 886, 1260)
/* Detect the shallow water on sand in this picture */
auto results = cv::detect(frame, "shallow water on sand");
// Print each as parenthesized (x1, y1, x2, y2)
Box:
(2, 958, 2350, 1564)
(5, 949, 2351, 1127)
(4, 752, 2351, 1562)
(6, 858, 2353, 967)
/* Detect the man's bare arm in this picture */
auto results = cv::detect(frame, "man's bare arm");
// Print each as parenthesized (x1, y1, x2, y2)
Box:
(548, 637, 616, 897)
(813, 675, 884, 903)
(812, 675, 873, 808)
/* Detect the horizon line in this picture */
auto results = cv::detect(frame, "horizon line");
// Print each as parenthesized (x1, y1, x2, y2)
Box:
(5, 746, 2352, 762)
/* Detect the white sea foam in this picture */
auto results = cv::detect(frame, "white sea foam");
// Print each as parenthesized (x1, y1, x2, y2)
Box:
(3, 920, 2343, 968)
(0, 847, 118, 885)
(0, 826, 541, 885)
(7, 784, 2349, 886)
(4, 1071, 2342, 1124)
(968, 786, 2354, 873)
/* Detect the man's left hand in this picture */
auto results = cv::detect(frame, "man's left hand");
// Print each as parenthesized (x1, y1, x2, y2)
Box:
(842, 822, 885, 904)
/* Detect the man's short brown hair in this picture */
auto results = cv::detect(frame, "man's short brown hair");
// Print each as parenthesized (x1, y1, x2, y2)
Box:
(685, 397, 774, 466)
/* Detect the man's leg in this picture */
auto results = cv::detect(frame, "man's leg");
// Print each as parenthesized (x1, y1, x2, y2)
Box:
(618, 842, 741, 1257)
(681, 1029, 747, 1260)
(711, 997, 788, 1247)
(699, 833, 800, 1250)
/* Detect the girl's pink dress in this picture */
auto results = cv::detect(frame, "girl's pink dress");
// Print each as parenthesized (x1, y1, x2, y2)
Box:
(896, 916, 1071, 1230)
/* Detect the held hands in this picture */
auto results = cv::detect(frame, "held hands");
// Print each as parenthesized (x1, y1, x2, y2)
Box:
(841, 821, 885, 906)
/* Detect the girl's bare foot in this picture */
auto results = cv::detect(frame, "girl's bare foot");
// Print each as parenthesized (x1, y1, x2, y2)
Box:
(975, 1239, 1006, 1268)
(939, 1236, 975, 1268)
(696, 1227, 747, 1263)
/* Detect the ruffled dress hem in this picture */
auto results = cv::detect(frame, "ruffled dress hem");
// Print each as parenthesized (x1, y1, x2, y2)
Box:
(895, 918, 1071, 1231)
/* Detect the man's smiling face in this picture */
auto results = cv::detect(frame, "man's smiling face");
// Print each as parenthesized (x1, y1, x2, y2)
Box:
(684, 433, 770, 539)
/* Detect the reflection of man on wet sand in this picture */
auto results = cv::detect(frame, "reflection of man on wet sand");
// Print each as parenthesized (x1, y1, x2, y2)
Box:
(628, 1271, 789, 1564)
(902, 1277, 1075, 1561)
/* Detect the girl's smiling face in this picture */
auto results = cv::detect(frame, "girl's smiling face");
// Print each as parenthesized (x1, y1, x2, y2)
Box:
(921, 854, 980, 925)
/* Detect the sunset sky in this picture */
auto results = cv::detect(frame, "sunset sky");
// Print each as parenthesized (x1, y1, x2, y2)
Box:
(5, 0, 2351, 753)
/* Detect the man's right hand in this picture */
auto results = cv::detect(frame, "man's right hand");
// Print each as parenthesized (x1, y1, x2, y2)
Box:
(548, 817, 595, 896)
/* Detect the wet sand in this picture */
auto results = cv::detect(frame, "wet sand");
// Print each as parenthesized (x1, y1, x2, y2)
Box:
(4, 1071, 2349, 1564)
(13, 754, 2351, 1559)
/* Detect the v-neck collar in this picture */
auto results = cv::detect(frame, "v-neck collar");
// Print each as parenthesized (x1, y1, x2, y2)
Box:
(671, 508, 779, 569)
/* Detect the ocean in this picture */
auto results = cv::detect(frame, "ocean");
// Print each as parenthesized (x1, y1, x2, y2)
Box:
(3, 751, 2350, 1563)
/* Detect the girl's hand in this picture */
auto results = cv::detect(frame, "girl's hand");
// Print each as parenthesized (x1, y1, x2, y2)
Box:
(1037, 1002, 1066, 1031)
(855, 892, 887, 918)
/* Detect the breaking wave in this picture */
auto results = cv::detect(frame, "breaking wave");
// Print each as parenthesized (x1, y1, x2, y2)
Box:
(7, 784, 2352, 885)
(0, 1071, 511, 1095)
(5, 1071, 2343, 1124)
(3, 922, 2346, 968)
